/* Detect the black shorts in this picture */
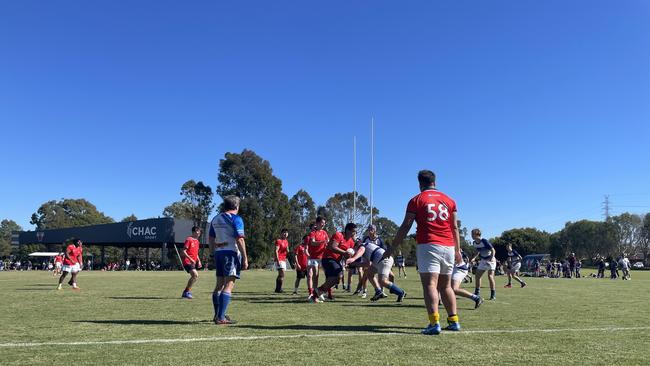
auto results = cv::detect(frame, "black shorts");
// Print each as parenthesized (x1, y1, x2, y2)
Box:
(322, 258, 343, 278)
(296, 270, 307, 279)
(183, 263, 198, 273)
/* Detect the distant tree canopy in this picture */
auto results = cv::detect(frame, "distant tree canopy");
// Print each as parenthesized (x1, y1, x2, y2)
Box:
(287, 189, 316, 247)
(323, 192, 378, 234)
(0, 219, 22, 257)
(492, 228, 551, 260)
(216, 150, 290, 268)
(163, 180, 214, 227)
(30, 198, 114, 230)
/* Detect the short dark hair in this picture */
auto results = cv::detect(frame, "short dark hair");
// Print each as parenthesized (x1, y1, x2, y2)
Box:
(192, 226, 201, 233)
(344, 223, 357, 233)
(223, 195, 240, 211)
(316, 216, 325, 223)
(281, 228, 288, 233)
(418, 170, 436, 187)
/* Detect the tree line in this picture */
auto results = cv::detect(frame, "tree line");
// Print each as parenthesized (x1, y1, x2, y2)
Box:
(1, 149, 649, 267)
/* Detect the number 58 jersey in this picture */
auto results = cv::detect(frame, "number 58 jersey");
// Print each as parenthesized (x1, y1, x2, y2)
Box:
(406, 189, 457, 247)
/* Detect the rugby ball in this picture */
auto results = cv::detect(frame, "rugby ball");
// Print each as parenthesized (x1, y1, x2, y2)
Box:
(346, 248, 355, 256)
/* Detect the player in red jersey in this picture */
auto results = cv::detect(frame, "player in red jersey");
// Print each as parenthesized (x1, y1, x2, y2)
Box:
(307, 217, 329, 302)
(53, 253, 63, 276)
(314, 223, 357, 301)
(274, 229, 290, 293)
(387, 170, 462, 335)
(57, 238, 82, 290)
(180, 226, 203, 299)
(292, 235, 309, 295)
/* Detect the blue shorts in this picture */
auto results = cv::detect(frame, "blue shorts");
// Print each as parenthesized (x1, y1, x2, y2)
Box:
(322, 258, 343, 278)
(214, 250, 241, 279)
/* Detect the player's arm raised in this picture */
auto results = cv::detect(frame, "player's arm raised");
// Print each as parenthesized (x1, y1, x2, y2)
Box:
(385, 212, 416, 259)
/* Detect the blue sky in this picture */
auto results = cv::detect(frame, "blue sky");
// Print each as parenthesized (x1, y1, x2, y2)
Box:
(1, 1, 649, 238)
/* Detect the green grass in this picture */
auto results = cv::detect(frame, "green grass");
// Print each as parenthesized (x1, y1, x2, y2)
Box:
(1, 268, 649, 365)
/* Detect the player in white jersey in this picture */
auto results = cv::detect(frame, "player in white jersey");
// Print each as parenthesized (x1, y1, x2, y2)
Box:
(451, 251, 483, 309)
(470, 228, 497, 300)
(504, 244, 527, 288)
(346, 231, 406, 302)
(209, 195, 248, 325)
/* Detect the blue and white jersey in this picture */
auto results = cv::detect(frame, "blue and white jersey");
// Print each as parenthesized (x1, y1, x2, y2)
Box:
(396, 255, 405, 265)
(209, 212, 245, 253)
(507, 249, 521, 264)
(473, 239, 494, 260)
(455, 251, 470, 271)
(362, 236, 386, 250)
(361, 238, 386, 264)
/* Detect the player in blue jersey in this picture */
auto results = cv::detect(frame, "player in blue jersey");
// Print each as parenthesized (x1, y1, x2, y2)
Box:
(347, 229, 406, 303)
(451, 251, 483, 308)
(396, 250, 407, 278)
(470, 228, 497, 300)
(504, 244, 527, 288)
(209, 195, 249, 325)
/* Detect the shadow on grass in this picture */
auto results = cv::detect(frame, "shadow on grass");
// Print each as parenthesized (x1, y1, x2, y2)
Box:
(340, 303, 423, 309)
(73, 319, 203, 325)
(26, 283, 58, 287)
(14, 288, 56, 291)
(235, 324, 417, 334)
(108, 296, 169, 300)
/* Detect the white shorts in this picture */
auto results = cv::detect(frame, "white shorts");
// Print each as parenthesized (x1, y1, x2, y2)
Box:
(307, 259, 321, 268)
(477, 260, 496, 272)
(452, 266, 469, 283)
(509, 262, 521, 273)
(372, 257, 394, 278)
(62, 263, 81, 273)
(55, 263, 62, 269)
(416, 244, 454, 275)
(276, 261, 287, 270)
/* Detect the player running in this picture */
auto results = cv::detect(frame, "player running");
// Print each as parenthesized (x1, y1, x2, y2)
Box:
(180, 226, 203, 299)
(307, 218, 329, 302)
(470, 229, 497, 300)
(209, 195, 248, 325)
(57, 239, 82, 290)
(274, 229, 289, 293)
(387, 170, 462, 335)
(396, 250, 407, 278)
(292, 235, 309, 295)
(314, 223, 356, 301)
(504, 244, 527, 288)
(450, 251, 483, 308)
(347, 227, 406, 302)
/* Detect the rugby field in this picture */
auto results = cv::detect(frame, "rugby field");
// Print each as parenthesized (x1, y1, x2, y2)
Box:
(1, 268, 649, 365)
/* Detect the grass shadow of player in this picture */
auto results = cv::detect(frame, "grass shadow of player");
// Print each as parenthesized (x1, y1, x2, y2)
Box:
(108, 296, 169, 300)
(340, 303, 423, 309)
(26, 283, 58, 287)
(235, 324, 418, 334)
(73, 319, 202, 325)
(15, 288, 56, 291)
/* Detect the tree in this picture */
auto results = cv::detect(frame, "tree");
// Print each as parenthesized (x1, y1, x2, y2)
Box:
(373, 216, 399, 243)
(639, 213, 650, 265)
(552, 220, 618, 262)
(121, 214, 138, 222)
(287, 190, 316, 246)
(216, 150, 290, 267)
(30, 199, 114, 230)
(492, 228, 551, 260)
(163, 180, 214, 227)
(611, 213, 643, 255)
(0, 219, 22, 257)
(323, 192, 378, 233)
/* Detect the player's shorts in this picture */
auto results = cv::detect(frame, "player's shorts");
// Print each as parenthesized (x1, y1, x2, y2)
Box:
(416, 244, 454, 275)
(508, 262, 521, 274)
(214, 250, 241, 279)
(307, 258, 322, 268)
(322, 258, 343, 278)
(372, 256, 394, 278)
(183, 263, 198, 273)
(55, 263, 62, 269)
(62, 263, 81, 273)
(276, 260, 287, 270)
(397, 261, 405, 267)
(477, 259, 496, 272)
(295, 270, 307, 279)
(452, 266, 469, 283)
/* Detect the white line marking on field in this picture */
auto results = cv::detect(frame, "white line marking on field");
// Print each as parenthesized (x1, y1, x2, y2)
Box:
(2, 326, 649, 348)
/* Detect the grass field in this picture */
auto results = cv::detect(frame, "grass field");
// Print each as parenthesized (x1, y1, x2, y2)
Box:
(1, 268, 649, 365)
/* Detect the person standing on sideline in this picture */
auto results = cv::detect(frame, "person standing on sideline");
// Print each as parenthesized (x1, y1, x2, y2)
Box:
(58, 239, 82, 290)
(209, 195, 248, 325)
(292, 235, 309, 295)
(386, 170, 462, 335)
(180, 226, 203, 299)
(470, 229, 497, 300)
(274, 229, 289, 293)
(504, 244, 527, 288)
(396, 250, 407, 278)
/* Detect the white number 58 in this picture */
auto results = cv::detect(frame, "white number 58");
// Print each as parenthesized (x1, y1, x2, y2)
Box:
(427, 203, 450, 221)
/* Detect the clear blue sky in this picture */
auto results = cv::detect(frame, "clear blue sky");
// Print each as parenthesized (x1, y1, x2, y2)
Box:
(1, 1, 649, 238)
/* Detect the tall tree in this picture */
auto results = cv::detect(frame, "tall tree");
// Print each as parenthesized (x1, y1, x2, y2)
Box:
(492, 228, 551, 260)
(323, 192, 378, 233)
(639, 213, 650, 265)
(611, 213, 643, 255)
(163, 180, 214, 227)
(372, 216, 399, 243)
(30, 198, 114, 230)
(0, 219, 22, 257)
(288, 190, 316, 246)
(216, 150, 290, 267)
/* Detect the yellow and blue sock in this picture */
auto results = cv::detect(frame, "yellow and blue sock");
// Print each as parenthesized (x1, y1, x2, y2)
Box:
(447, 314, 459, 324)
(428, 312, 440, 325)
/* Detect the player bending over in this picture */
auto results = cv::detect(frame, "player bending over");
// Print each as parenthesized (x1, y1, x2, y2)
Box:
(313, 223, 356, 301)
